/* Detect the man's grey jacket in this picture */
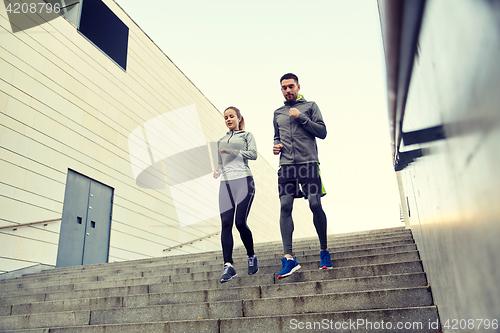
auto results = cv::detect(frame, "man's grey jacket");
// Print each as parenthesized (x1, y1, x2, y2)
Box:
(273, 95, 327, 165)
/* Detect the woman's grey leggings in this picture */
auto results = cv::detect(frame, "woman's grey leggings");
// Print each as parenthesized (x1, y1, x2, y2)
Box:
(280, 193, 328, 255)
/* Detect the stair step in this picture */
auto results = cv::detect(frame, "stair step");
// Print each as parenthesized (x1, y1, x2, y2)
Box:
(1, 306, 439, 333)
(0, 260, 424, 302)
(0, 227, 442, 332)
(0, 243, 418, 288)
(0, 254, 423, 298)
(0, 242, 417, 289)
(221, 306, 439, 333)
(0, 247, 418, 290)
(6, 230, 411, 279)
(0, 287, 433, 329)
(0, 272, 427, 317)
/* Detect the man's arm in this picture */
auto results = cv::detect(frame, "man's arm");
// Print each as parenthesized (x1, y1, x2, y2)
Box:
(296, 102, 327, 139)
(273, 114, 283, 155)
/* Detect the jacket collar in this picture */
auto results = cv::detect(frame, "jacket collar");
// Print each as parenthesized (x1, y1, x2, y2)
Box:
(284, 94, 304, 105)
(226, 129, 244, 135)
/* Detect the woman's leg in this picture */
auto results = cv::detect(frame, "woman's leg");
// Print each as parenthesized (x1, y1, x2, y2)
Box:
(219, 181, 235, 264)
(233, 177, 256, 257)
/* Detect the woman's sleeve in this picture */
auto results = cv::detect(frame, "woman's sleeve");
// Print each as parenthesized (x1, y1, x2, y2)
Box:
(241, 132, 257, 160)
(217, 140, 223, 169)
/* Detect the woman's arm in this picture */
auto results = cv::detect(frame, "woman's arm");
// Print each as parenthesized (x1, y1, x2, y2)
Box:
(240, 132, 257, 160)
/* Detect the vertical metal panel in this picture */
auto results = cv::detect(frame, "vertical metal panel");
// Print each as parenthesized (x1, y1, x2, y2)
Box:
(82, 180, 113, 265)
(55, 169, 91, 267)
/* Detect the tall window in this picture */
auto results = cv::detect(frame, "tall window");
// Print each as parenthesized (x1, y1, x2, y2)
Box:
(78, 0, 129, 70)
(47, 0, 129, 70)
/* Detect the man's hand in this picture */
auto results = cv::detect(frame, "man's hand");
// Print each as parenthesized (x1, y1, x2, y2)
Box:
(289, 107, 300, 118)
(219, 148, 229, 154)
(213, 169, 220, 179)
(273, 144, 283, 155)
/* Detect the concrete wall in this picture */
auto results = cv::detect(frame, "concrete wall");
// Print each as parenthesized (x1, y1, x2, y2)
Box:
(395, 0, 500, 329)
(0, 0, 314, 274)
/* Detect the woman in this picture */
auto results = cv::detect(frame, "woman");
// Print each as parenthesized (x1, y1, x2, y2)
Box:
(213, 106, 258, 283)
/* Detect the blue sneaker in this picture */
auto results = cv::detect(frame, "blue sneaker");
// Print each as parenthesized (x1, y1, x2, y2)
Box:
(319, 250, 333, 269)
(220, 264, 237, 283)
(277, 257, 301, 279)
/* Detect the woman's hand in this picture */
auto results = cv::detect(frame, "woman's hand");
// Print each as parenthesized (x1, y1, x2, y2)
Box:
(219, 148, 229, 154)
(213, 169, 220, 179)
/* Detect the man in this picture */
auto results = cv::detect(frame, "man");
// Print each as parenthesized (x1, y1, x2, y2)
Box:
(273, 73, 332, 278)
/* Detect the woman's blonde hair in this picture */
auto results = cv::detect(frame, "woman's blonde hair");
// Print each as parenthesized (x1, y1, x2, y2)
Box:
(224, 106, 245, 130)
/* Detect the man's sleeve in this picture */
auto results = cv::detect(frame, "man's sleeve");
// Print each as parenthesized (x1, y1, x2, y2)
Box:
(273, 113, 282, 145)
(296, 102, 327, 139)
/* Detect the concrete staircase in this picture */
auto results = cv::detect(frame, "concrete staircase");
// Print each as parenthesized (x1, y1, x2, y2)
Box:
(0, 227, 441, 332)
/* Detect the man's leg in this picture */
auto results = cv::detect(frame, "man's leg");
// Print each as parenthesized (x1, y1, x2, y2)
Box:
(279, 194, 295, 256)
(276, 166, 302, 279)
(277, 194, 302, 278)
(308, 193, 328, 251)
(303, 162, 332, 270)
(307, 194, 332, 269)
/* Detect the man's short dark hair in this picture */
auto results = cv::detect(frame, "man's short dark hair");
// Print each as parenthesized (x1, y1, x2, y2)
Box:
(280, 73, 299, 85)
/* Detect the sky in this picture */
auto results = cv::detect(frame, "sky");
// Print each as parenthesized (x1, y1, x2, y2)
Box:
(114, 0, 403, 234)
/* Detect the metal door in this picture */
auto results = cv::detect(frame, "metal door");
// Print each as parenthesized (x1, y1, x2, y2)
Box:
(82, 179, 113, 265)
(56, 170, 114, 268)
